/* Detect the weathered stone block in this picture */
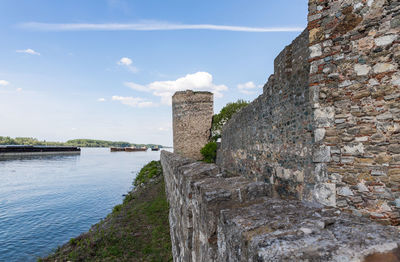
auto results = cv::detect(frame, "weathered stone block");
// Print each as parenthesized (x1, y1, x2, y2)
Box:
(389, 145, 400, 154)
(313, 182, 336, 206)
(354, 64, 371, 76)
(313, 145, 331, 163)
(310, 44, 322, 58)
(373, 63, 396, 74)
(374, 35, 398, 46)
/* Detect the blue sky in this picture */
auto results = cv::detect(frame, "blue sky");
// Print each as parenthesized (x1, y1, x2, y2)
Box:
(0, 0, 308, 146)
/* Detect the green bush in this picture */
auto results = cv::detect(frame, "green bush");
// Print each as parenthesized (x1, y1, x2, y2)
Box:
(200, 142, 217, 163)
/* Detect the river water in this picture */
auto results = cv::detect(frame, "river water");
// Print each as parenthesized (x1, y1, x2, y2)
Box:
(0, 148, 166, 262)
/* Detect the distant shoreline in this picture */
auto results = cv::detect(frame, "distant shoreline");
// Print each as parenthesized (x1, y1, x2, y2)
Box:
(0, 136, 168, 149)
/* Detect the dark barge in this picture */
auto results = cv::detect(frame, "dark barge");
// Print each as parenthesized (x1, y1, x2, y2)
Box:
(124, 147, 148, 152)
(0, 145, 81, 157)
(110, 147, 148, 152)
(110, 147, 125, 152)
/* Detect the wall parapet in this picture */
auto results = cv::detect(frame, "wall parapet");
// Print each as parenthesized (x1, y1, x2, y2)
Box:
(161, 150, 400, 262)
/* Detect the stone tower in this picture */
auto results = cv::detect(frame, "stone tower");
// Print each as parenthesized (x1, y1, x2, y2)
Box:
(172, 90, 213, 160)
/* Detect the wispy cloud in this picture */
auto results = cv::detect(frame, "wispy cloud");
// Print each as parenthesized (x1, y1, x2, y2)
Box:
(124, 82, 148, 92)
(117, 57, 138, 73)
(16, 48, 41, 55)
(0, 80, 10, 87)
(97, 98, 106, 102)
(19, 21, 304, 33)
(112, 96, 155, 108)
(125, 72, 228, 105)
(237, 81, 262, 95)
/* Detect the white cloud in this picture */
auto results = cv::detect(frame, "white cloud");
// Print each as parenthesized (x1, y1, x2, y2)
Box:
(16, 88, 23, 92)
(117, 57, 138, 73)
(112, 96, 155, 108)
(97, 98, 106, 102)
(118, 57, 132, 66)
(237, 81, 262, 94)
(16, 48, 40, 55)
(125, 71, 228, 105)
(0, 80, 10, 87)
(20, 21, 304, 33)
(124, 82, 148, 92)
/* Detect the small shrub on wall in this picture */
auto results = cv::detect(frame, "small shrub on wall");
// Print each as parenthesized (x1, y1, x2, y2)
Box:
(200, 142, 217, 163)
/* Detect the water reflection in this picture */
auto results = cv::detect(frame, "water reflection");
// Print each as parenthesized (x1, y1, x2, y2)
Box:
(0, 153, 80, 162)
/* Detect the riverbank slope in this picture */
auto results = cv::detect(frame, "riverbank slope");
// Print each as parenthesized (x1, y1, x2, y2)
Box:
(40, 161, 172, 261)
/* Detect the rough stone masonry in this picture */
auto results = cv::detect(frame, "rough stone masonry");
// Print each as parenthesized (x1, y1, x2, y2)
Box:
(162, 0, 400, 261)
(162, 151, 400, 261)
(218, 0, 400, 225)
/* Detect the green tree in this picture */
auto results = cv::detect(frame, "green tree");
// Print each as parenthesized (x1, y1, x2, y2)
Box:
(211, 99, 249, 141)
(199, 99, 249, 163)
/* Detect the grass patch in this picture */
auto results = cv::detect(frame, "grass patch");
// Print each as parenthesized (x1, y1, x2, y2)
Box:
(133, 161, 162, 187)
(40, 160, 172, 262)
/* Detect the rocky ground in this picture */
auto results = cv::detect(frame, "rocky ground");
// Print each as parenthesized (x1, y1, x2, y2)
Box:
(40, 161, 172, 262)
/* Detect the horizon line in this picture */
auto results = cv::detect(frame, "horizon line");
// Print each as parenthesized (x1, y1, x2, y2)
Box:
(18, 22, 305, 33)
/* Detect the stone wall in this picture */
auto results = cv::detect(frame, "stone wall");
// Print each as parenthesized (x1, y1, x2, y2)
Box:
(162, 151, 400, 262)
(163, 1, 400, 261)
(217, 0, 400, 223)
(308, 0, 400, 224)
(172, 90, 213, 160)
(217, 29, 315, 201)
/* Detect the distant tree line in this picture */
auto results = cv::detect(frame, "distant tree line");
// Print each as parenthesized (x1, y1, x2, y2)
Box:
(0, 136, 165, 149)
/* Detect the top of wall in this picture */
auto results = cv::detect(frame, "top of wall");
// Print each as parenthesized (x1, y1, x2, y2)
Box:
(263, 29, 309, 94)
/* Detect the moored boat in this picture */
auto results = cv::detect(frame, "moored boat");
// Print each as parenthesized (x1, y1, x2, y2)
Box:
(125, 146, 148, 152)
(110, 147, 125, 152)
(0, 145, 81, 157)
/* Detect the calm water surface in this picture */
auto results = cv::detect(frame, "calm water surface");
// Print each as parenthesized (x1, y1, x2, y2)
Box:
(0, 148, 166, 262)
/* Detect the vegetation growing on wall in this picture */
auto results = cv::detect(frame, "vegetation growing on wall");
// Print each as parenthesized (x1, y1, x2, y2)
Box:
(211, 99, 249, 142)
(200, 141, 218, 163)
(199, 100, 249, 163)
(40, 161, 172, 262)
(0, 136, 164, 149)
